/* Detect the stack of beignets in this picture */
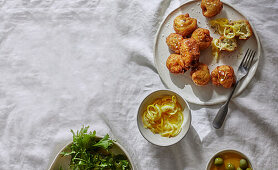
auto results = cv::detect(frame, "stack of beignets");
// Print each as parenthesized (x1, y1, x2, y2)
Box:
(166, 13, 213, 86)
(164, 0, 242, 89)
(165, 10, 237, 88)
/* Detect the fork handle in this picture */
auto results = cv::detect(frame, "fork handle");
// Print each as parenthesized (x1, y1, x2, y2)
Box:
(212, 81, 239, 129)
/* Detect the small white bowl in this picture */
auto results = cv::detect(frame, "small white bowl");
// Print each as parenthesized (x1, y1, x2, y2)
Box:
(49, 136, 134, 170)
(206, 149, 253, 170)
(137, 89, 191, 146)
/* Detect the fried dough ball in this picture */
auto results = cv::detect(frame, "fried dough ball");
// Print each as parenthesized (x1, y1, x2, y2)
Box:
(180, 38, 200, 70)
(218, 36, 237, 52)
(201, 0, 223, 18)
(190, 63, 210, 86)
(231, 20, 253, 40)
(191, 28, 213, 50)
(173, 13, 197, 37)
(211, 65, 236, 88)
(166, 54, 186, 74)
(166, 33, 183, 53)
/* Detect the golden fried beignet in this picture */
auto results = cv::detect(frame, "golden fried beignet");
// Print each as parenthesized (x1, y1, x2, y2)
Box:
(180, 38, 200, 70)
(166, 33, 183, 53)
(211, 65, 236, 88)
(166, 54, 186, 74)
(201, 0, 223, 18)
(173, 13, 197, 37)
(218, 36, 237, 52)
(231, 20, 253, 40)
(190, 63, 210, 86)
(191, 28, 213, 50)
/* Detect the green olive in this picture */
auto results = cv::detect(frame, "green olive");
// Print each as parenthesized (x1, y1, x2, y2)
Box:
(246, 168, 252, 170)
(226, 163, 235, 170)
(237, 168, 243, 170)
(239, 159, 248, 169)
(214, 157, 224, 166)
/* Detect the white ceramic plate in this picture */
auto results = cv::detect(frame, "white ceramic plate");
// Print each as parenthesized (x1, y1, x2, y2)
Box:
(137, 90, 191, 146)
(49, 136, 134, 170)
(154, 0, 261, 105)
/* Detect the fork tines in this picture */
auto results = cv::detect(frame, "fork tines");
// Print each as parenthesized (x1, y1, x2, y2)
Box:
(240, 49, 256, 69)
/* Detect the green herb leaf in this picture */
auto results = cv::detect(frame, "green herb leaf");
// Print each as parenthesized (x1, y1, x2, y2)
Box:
(60, 150, 75, 156)
(93, 134, 114, 150)
(61, 126, 131, 170)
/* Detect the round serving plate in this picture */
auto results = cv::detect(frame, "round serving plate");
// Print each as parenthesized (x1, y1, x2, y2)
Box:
(49, 136, 134, 170)
(154, 0, 261, 105)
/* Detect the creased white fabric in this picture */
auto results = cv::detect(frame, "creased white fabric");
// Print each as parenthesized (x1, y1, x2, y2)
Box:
(0, 0, 277, 169)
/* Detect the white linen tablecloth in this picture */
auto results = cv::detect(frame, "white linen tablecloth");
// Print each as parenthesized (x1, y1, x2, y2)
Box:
(0, 0, 277, 169)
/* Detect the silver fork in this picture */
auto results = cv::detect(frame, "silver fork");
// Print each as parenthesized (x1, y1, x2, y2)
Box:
(212, 49, 256, 129)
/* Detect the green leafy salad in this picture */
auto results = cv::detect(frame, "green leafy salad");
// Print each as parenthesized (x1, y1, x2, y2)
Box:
(61, 126, 131, 170)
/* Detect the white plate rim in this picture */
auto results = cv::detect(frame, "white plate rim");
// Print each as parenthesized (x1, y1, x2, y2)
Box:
(153, 0, 261, 105)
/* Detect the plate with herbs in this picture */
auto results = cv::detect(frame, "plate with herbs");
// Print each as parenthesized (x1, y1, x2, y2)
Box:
(49, 126, 134, 170)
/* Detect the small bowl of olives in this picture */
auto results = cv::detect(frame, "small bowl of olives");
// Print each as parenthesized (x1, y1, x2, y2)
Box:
(206, 149, 253, 170)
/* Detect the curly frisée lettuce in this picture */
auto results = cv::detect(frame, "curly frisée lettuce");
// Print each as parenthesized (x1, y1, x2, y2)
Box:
(60, 126, 131, 170)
